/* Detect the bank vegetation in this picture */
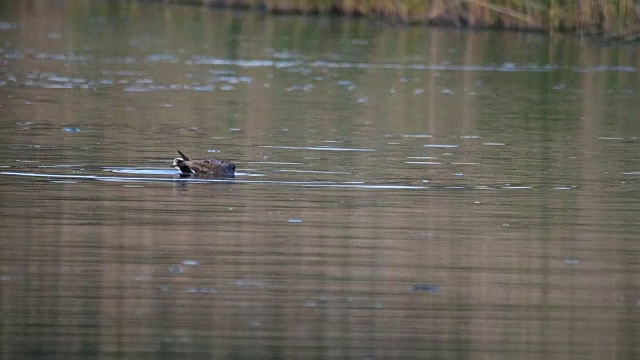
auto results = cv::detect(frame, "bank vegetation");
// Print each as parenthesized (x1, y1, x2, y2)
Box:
(157, 0, 640, 40)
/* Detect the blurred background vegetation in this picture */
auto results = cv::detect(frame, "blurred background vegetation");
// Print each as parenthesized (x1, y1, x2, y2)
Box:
(151, 0, 640, 40)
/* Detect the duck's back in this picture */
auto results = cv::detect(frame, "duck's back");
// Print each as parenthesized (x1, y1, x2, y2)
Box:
(194, 158, 235, 178)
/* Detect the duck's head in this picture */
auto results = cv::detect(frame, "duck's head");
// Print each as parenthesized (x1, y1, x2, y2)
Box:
(221, 161, 236, 177)
(172, 158, 184, 168)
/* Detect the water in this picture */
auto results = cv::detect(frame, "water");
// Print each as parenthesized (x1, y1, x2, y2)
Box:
(1, 1, 639, 359)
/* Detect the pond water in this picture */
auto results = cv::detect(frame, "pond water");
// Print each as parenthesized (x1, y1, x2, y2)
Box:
(1, 1, 639, 359)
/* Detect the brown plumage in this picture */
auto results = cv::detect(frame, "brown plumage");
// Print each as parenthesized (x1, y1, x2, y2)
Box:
(172, 150, 236, 178)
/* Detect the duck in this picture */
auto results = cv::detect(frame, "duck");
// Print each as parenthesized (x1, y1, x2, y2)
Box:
(172, 150, 236, 178)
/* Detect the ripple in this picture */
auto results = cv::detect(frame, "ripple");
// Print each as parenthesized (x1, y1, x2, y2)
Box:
(260, 145, 376, 152)
(598, 136, 624, 141)
(403, 134, 432, 138)
(247, 161, 301, 165)
(145, 54, 180, 63)
(0, 171, 425, 189)
(424, 144, 459, 148)
(405, 161, 441, 165)
(0, 21, 19, 30)
(276, 170, 350, 174)
(12, 51, 639, 76)
(501, 185, 533, 189)
(482, 142, 506, 146)
(409, 284, 441, 294)
(38, 164, 82, 168)
(106, 168, 179, 175)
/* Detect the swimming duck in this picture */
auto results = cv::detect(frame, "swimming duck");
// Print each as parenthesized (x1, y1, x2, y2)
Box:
(172, 150, 236, 178)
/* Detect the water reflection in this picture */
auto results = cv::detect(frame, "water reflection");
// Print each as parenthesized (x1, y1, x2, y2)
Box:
(1, 1, 639, 359)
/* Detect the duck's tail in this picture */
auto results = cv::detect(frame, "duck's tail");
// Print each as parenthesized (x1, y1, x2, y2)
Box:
(177, 150, 190, 161)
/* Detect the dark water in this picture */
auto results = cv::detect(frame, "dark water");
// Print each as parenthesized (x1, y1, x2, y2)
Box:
(1, 1, 639, 359)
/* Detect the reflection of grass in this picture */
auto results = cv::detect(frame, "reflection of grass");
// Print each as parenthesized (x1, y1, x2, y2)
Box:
(168, 0, 639, 39)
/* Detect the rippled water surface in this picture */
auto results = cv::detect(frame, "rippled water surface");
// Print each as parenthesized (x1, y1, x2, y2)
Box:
(1, 1, 639, 359)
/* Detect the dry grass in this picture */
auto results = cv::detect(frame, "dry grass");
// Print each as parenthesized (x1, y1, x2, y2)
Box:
(160, 0, 640, 39)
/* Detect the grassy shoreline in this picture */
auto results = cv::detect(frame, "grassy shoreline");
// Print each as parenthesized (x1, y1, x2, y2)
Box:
(153, 0, 640, 40)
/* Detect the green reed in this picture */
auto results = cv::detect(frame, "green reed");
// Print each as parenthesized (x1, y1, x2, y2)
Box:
(163, 0, 639, 39)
